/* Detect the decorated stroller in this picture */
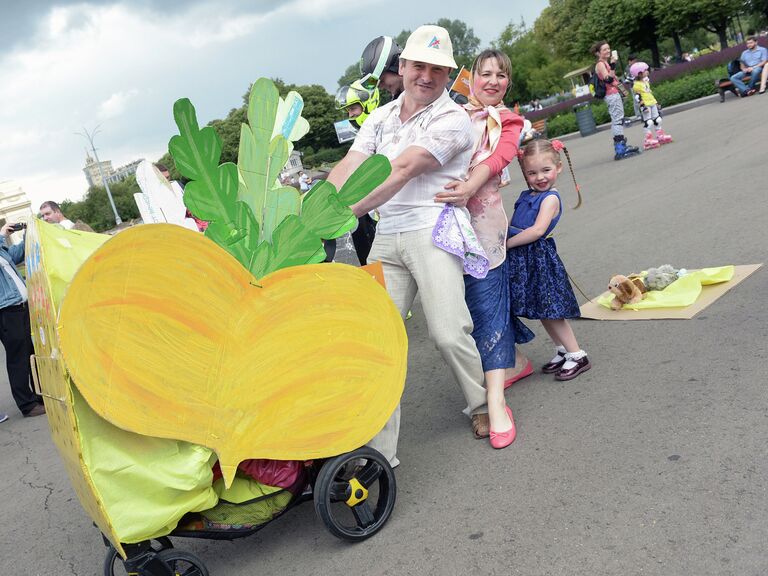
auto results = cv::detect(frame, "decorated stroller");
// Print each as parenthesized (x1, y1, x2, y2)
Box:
(26, 79, 407, 575)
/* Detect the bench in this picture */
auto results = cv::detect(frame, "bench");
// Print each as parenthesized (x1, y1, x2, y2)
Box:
(717, 59, 756, 102)
(521, 118, 548, 144)
(531, 118, 547, 137)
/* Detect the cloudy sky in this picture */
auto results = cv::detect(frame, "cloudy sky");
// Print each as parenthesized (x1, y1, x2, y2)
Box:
(0, 0, 548, 208)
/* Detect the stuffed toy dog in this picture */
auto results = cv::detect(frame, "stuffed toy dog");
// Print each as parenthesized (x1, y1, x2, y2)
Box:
(608, 274, 647, 310)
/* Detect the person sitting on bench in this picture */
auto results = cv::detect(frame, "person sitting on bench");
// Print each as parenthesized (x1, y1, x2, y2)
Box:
(730, 36, 768, 97)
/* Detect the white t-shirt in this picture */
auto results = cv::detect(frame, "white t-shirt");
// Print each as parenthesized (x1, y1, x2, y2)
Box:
(59, 219, 75, 230)
(351, 90, 473, 234)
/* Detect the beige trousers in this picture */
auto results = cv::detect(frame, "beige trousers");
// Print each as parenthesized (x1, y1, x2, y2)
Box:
(366, 227, 487, 466)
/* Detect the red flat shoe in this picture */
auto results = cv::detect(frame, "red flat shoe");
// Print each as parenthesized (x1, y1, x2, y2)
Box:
(489, 406, 516, 449)
(504, 359, 533, 389)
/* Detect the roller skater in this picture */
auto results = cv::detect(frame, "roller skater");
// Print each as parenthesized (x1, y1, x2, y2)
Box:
(631, 61, 673, 148)
(591, 41, 641, 161)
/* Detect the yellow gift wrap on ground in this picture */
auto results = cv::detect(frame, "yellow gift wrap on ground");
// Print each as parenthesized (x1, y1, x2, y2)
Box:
(597, 266, 735, 310)
(580, 264, 763, 320)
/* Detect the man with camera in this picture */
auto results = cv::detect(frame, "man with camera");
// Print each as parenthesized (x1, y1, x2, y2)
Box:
(0, 221, 45, 419)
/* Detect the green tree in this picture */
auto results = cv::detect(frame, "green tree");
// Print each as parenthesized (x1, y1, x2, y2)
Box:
(746, 0, 768, 24)
(580, 0, 662, 68)
(495, 20, 573, 102)
(430, 18, 481, 71)
(696, 0, 742, 50)
(655, 0, 701, 60)
(394, 29, 410, 48)
(337, 63, 360, 89)
(534, 0, 595, 62)
(61, 176, 142, 232)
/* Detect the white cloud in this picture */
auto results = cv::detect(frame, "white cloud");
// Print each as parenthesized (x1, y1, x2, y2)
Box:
(98, 89, 140, 119)
(0, 0, 545, 208)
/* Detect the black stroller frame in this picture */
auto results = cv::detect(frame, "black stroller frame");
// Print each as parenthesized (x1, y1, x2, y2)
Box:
(102, 446, 397, 575)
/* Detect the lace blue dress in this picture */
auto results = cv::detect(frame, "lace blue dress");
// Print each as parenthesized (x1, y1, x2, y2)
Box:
(507, 189, 580, 320)
(465, 260, 534, 372)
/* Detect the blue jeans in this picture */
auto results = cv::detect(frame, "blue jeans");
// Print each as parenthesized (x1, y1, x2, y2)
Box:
(730, 67, 763, 93)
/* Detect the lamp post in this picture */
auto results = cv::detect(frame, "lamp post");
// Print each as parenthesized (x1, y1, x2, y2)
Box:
(76, 126, 122, 226)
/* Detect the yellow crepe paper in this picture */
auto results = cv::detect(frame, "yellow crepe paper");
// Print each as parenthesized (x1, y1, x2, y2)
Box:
(597, 266, 735, 310)
(59, 224, 407, 488)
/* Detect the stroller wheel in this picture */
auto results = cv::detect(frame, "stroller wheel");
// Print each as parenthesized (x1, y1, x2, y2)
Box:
(156, 549, 209, 576)
(103, 538, 173, 576)
(314, 446, 396, 541)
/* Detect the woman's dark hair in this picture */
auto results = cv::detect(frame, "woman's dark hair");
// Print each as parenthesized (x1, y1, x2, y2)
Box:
(590, 40, 609, 57)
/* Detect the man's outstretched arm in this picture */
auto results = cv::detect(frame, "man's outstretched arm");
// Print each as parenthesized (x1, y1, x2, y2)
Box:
(349, 146, 440, 217)
(326, 150, 369, 191)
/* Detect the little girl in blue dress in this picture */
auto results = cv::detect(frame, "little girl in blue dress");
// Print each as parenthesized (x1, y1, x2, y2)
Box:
(506, 138, 591, 381)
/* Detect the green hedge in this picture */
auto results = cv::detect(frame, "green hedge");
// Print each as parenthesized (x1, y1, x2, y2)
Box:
(546, 67, 723, 138)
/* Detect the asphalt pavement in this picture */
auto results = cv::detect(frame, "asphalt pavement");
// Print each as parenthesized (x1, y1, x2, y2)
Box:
(1, 93, 767, 576)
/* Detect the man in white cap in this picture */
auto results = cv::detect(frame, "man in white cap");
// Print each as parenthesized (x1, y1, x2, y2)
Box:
(327, 25, 488, 467)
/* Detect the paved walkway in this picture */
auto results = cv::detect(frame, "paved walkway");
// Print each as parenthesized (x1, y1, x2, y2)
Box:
(1, 94, 767, 576)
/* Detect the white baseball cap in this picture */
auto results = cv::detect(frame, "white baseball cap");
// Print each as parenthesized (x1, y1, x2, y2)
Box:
(400, 25, 457, 69)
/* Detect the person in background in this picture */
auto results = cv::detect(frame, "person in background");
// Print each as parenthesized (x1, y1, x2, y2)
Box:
(298, 171, 311, 193)
(0, 222, 45, 418)
(624, 54, 642, 123)
(631, 61, 673, 149)
(359, 36, 404, 98)
(336, 80, 380, 128)
(39, 201, 74, 229)
(331, 81, 382, 265)
(729, 35, 767, 97)
(591, 40, 641, 161)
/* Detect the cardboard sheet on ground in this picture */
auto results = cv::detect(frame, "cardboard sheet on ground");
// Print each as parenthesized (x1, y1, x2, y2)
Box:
(26, 221, 218, 556)
(59, 224, 408, 488)
(579, 264, 762, 320)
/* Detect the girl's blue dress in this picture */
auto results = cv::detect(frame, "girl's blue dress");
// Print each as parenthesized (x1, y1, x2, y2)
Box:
(507, 189, 580, 320)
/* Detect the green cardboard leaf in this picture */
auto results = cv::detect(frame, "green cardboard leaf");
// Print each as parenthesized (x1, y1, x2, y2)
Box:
(169, 99, 222, 182)
(263, 185, 301, 242)
(337, 155, 391, 205)
(169, 78, 392, 280)
(301, 181, 358, 238)
(238, 81, 297, 243)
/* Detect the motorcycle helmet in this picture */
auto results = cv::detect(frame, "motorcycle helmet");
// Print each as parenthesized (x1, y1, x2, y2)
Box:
(335, 80, 380, 127)
(359, 36, 402, 89)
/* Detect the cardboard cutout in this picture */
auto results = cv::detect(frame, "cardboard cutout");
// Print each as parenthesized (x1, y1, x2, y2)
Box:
(59, 224, 407, 488)
(134, 160, 199, 230)
(26, 222, 218, 556)
(170, 78, 391, 279)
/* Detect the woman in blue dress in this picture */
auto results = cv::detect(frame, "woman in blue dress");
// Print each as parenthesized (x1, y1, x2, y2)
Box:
(507, 139, 591, 382)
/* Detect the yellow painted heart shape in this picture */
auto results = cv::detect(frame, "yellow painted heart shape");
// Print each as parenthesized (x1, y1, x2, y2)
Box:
(59, 224, 407, 486)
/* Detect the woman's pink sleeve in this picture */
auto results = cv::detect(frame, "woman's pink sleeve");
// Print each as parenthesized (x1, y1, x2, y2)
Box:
(480, 111, 523, 175)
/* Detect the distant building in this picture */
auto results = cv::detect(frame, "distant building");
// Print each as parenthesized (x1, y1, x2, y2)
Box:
(283, 150, 304, 177)
(83, 155, 114, 188)
(83, 155, 144, 188)
(0, 180, 34, 244)
(105, 159, 143, 185)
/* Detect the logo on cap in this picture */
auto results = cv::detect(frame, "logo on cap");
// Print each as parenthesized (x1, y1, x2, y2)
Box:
(427, 36, 440, 49)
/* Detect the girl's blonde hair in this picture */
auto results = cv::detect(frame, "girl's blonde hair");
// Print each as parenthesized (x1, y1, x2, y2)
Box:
(518, 138, 582, 208)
